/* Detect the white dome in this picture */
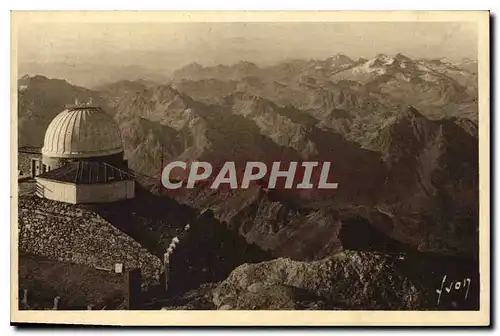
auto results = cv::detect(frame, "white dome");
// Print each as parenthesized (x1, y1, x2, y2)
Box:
(42, 106, 123, 159)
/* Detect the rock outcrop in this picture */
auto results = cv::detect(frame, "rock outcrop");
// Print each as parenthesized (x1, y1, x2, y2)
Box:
(212, 251, 423, 310)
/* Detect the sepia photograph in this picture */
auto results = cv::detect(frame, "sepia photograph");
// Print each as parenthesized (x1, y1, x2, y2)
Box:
(10, 10, 490, 326)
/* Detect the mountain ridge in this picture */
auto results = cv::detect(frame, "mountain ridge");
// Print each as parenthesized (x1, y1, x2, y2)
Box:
(18, 53, 479, 261)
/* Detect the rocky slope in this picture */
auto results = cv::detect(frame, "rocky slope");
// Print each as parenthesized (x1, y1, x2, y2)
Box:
(173, 182, 477, 260)
(370, 106, 478, 200)
(212, 251, 423, 310)
(210, 250, 479, 310)
(167, 104, 478, 260)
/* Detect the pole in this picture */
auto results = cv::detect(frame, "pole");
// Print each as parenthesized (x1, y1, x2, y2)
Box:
(159, 145, 164, 194)
(164, 252, 169, 291)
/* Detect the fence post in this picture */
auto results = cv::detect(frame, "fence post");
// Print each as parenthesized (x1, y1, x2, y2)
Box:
(53, 296, 61, 310)
(21, 289, 28, 306)
(124, 268, 141, 310)
(164, 253, 170, 291)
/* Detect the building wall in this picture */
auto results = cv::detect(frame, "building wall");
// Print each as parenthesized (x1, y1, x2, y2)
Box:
(18, 152, 42, 177)
(35, 178, 77, 203)
(75, 180, 135, 203)
(42, 152, 126, 171)
(41, 155, 67, 172)
(74, 152, 126, 167)
(35, 179, 135, 204)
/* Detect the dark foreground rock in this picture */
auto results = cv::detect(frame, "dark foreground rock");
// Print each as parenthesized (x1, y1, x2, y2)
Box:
(212, 251, 424, 310)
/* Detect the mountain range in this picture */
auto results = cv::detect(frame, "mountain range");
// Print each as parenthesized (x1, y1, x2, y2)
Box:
(17, 53, 479, 262)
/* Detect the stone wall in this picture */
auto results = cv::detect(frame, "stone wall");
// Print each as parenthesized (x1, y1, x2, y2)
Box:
(18, 196, 162, 284)
(18, 152, 41, 176)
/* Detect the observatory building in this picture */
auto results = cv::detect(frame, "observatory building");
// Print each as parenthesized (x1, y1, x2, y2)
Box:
(33, 103, 135, 204)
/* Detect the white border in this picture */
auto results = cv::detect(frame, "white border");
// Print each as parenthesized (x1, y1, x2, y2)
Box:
(2, 2, 497, 333)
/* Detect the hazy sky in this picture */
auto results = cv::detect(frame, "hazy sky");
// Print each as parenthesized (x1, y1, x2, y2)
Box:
(18, 22, 477, 71)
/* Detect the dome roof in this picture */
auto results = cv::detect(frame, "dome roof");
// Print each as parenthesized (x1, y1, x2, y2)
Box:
(42, 106, 123, 159)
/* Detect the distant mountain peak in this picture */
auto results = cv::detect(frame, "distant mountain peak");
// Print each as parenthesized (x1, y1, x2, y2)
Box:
(394, 53, 411, 61)
(186, 62, 204, 69)
(22, 74, 49, 81)
(235, 60, 258, 67)
(329, 53, 353, 61)
(438, 57, 453, 64)
(375, 53, 390, 59)
(461, 57, 477, 63)
(365, 54, 396, 69)
(323, 54, 354, 68)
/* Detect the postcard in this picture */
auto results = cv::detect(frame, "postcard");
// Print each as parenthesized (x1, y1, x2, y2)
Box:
(11, 10, 490, 326)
